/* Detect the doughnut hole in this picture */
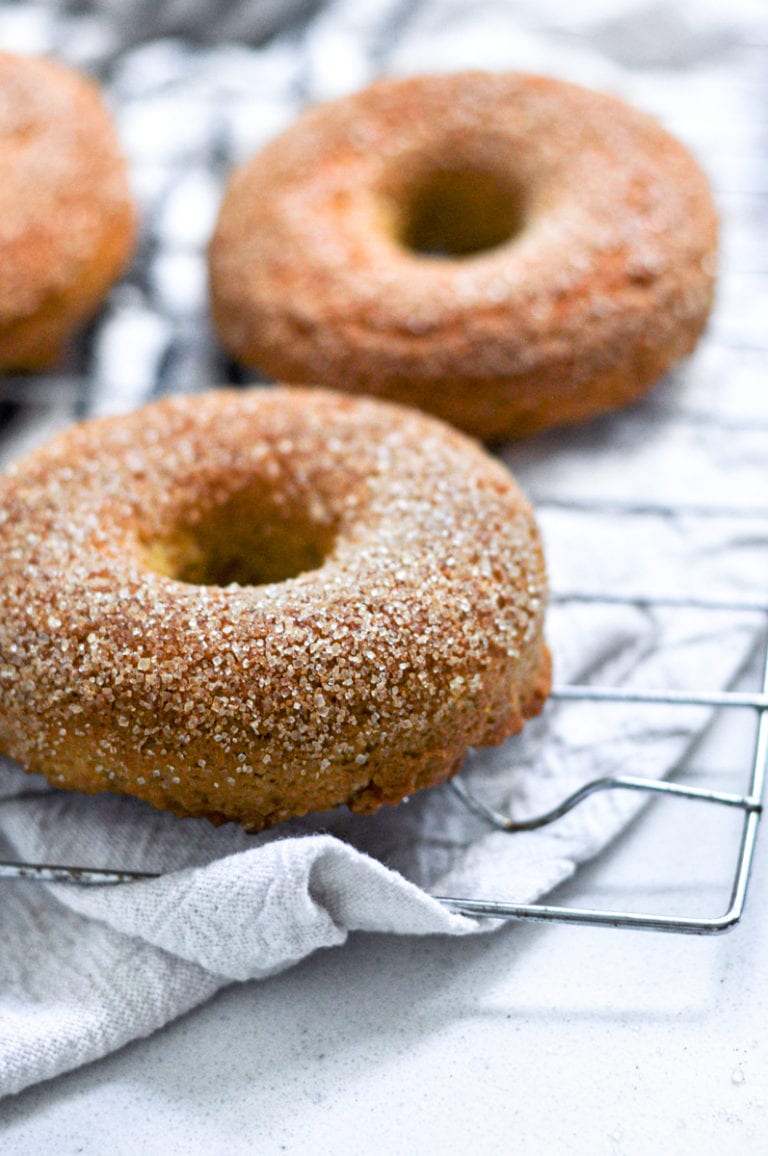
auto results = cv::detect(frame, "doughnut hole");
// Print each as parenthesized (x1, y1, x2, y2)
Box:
(141, 484, 337, 587)
(398, 167, 526, 257)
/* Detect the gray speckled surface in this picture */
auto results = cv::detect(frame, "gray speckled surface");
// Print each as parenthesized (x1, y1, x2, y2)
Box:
(1, 698, 766, 1153)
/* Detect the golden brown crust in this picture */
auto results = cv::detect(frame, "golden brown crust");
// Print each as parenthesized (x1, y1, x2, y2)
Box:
(0, 52, 136, 370)
(209, 71, 718, 440)
(0, 387, 549, 830)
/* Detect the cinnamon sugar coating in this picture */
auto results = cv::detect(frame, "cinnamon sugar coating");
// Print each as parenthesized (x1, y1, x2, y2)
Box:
(0, 52, 136, 371)
(209, 71, 718, 440)
(0, 387, 550, 830)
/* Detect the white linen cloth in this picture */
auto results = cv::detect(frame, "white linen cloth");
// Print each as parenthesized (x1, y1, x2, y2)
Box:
(1, 0, 767, 1097)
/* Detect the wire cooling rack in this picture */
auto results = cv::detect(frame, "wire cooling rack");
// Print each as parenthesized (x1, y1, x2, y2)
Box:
(438, 499, 768, 934)
(1, 494, 766, 935)
(1, 16, 767, 935)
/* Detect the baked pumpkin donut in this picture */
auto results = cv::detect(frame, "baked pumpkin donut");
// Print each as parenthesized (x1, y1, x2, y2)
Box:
(0, 387, 550, 831)
(209, 72, 718, 440)
(0, 52, 136, 371)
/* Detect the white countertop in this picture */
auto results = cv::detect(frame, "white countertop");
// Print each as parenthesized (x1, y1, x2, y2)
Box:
(2, 703, 766, 1155)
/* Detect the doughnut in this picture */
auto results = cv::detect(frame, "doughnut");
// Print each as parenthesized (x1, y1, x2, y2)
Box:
(0, 52, 136, 372)
(0, 387, 550, 831)
(209, 71, 718, 441)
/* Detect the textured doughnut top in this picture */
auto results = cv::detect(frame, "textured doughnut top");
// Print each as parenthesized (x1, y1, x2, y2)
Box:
(209, 71, 718, 439)
(0, 387, 549, 829)
(0, 52, 135, 368)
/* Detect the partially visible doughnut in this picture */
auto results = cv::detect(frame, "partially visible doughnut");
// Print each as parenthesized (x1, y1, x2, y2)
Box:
(0, 52, 136, 371)
(209, 71, 718, 440)
(0, 387, 550, 831)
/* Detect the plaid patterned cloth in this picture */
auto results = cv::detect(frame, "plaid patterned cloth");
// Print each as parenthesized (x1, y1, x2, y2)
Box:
(3, 0, 764, 464)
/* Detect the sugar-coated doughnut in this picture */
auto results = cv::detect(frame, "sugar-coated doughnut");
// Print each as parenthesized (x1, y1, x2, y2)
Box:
(209, 72, 718, 440)
(0, 387, 550, 830)
(0, 52, 136, 371)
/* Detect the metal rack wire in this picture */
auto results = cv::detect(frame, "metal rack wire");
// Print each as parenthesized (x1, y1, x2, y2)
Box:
(1, 21, 766, 936)
(438, 501, 768, 934)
